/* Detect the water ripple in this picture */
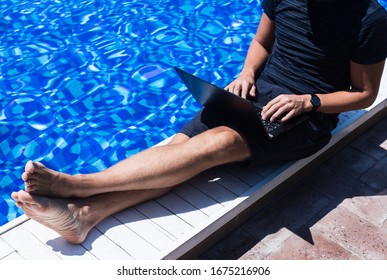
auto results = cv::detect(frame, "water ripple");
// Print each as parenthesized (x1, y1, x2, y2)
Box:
(0, 0, 263, 226)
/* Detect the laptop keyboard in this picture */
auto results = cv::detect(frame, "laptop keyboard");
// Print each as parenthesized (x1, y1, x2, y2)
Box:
(262, 117, 282, 132)
(251, 101, 285, 138)
(257, 112, 283, 137)
(251, 100, 310, 139)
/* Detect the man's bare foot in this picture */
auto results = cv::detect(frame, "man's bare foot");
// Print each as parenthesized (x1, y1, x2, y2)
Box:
(22, 161, 81, 198)
(11, 190, 94, 244)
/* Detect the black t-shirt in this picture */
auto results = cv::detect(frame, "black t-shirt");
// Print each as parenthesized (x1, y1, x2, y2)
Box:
(260, 0, 387, 94)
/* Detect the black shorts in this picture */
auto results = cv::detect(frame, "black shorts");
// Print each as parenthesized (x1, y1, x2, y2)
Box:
(179, 79, 339, 165)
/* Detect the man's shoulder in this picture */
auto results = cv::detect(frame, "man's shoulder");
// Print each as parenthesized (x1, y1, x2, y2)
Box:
(358, 0, 387, 32)
(358, 0, 387, 22)
(351, 0, 387, 65)
(366, 0, 386, 17)
(261, 0, 283, 19)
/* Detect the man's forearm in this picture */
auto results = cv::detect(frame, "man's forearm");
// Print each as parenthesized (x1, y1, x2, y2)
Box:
(240, 39, 271, 78)
(239, 13, 275, 79)
(314, 90, 378, 114)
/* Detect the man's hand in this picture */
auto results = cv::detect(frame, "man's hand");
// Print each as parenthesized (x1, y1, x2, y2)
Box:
(224, 71, 257, 99)
(261, 94, 312, 122)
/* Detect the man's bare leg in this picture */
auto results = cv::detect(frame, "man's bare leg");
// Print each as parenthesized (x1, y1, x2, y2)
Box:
(22, 126, 252, 198)
(12, 126, 251, 244)
(11, 187, 173, 244)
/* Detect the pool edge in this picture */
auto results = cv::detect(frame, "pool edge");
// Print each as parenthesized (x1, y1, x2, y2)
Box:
(0, 215, 30, 235)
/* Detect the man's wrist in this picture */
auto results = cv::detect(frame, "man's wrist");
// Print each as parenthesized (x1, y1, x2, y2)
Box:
(303, 94, 314, 112)
(241, 67, 256, 78)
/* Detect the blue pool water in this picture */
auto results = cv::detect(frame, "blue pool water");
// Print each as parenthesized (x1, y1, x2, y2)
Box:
(0, 0, 262, 226)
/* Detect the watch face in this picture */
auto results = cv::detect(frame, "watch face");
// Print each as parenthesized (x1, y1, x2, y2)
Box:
(311, 95, 321, 107)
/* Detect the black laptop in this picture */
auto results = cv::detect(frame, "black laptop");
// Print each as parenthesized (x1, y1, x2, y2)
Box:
(174, 67, 309, 139)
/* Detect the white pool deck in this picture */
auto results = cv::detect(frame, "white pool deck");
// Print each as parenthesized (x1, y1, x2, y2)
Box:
(1, 66, 386, 260)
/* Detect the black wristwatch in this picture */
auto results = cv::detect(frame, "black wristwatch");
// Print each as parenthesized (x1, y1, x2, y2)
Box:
(310, 94, 321, 112)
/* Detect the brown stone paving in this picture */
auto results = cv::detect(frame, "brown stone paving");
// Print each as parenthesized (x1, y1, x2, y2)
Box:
(259, 228, 356, 260)
(200, 116, 387, 260)
(341, 195, 387, 227)
(312, 205, 387, 260)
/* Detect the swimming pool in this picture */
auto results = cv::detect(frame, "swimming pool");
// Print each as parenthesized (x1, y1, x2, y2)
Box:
(0, 0, 262, 226)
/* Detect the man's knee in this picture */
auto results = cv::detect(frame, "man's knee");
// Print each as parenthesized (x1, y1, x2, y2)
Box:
(211, 126, 244, 147)
(202, 126, 251, 161)
(168, 133, 190, 145)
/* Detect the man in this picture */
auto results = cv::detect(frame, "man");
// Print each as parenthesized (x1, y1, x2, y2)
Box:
(12, 0, 387, 244)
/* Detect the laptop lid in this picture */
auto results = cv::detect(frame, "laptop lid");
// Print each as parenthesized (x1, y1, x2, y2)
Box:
(174, 66, 258, 120)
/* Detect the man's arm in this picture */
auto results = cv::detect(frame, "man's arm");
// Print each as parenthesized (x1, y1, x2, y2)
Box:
(261, 60, 386, 122)
(315, 60, 385, 113)
(225, 13, 275, 98)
